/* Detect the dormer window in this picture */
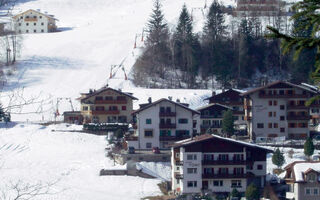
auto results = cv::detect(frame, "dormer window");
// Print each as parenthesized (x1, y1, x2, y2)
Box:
(307, 173, 316, 182)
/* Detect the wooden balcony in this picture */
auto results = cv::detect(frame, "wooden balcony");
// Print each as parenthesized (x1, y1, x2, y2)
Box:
(259, 94, 308, 98)
(233, 111, 245, 115)
(91, 110, 120, 115)
(244, 104, 252, 109)
(200, 115, 223, 119)
(287, 105, 308, 110)
(124, 136, 138, 141)
(159, 112, 176, 117)
(202, 160, 248, 165)
(175, 173, 183, 179)
(24, 18, 37, 22)
(95, 99, 127, 104)
(287, 115, 310, 120)
(202, 173, 253, 179)
(159, 123, 176, 129)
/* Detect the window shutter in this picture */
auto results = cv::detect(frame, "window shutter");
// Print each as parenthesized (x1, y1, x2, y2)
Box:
(219, 168, 221, 174)
(241, 168, 244, 174)
(218, 155, 221, 160)
(241, 154, 244, 160)
(233, 168, 236, 175)
(226, 168, 229, 174)
(226, 155, 229, 161)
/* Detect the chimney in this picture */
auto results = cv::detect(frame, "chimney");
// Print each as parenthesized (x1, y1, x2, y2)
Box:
(168, 96, 172, 101)
(176, 99, 180, 103)
(89, 89, 93, 94)
(148, 97, 152, 103)
(212, 91, 216, 96)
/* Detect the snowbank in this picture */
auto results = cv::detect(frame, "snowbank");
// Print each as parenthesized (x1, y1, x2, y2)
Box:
(136, 162, 171, 181)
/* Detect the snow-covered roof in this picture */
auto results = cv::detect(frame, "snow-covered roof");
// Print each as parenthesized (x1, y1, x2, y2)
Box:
(196, 103, 233, 111)
(293, 162, 320, 182)
(172, 134, 273, 152)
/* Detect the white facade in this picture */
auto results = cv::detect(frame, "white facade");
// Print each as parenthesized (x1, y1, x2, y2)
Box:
(13, 9, 57, 34)
(133, 99, 200, 150)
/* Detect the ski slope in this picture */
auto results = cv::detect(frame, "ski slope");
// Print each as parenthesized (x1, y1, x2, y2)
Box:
(0, 122, 162, 200)
(1, 0, 217, 122)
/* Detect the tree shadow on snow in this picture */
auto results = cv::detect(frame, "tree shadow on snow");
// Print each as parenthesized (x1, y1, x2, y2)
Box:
(0, 121, 18, 128)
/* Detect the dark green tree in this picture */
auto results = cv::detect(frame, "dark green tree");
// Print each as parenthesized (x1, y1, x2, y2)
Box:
(272, 148, 285, 169)
(173, 4, 201, 88)
(222, 110, 234, 136)
(266, 0, 320, 96)
(230, 188, 241, 199)
(245, 183, 260, 200)
(304, 137, 315, 160)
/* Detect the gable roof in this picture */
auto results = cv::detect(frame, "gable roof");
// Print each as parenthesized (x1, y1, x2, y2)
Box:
(197, 103, 233, 111)
(241, 81, 318, 96)
(204, 89, 244, 101)
(78, 87, 138, 102)
(13, 9, 57, 20)
(132, 98, 200, 115)
(284, 161, 320, 182)
(172, 134, 273, 153)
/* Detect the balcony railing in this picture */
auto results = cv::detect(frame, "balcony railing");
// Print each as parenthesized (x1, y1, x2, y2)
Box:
(159, 135, 190, 141)
(259, 94, 308, 98)
(159, 123, 176, 129)
(175, 160, 183, 166)
(287, 115, 310, 120)
(287, 105, 308, 110)
(24, 18, 37, 22)
(175, 173, 183, 179)
(200, 115, 223, 119)
(95, 99, 127, 104)
(124, 136, 138, 141)
(202, 160, 248, 165)
(91, 110, 120, 115)
(201, 124, 221, 129)
(244, 116, 252, 121)
(202, 173, 253, 179)
(159, 112, 176, 117)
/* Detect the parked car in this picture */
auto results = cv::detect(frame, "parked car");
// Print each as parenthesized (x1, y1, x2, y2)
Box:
(128, 146, 135, 154)
(313, 135, 320, 141)
(152, 147, 160, 154)
(270, 176, 278, 185)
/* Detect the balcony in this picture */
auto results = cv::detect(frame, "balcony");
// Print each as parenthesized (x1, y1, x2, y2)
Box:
(159, 123, 176, 129)
(202, 160, 248, 165)
(259, 93, 308, 98)
(95, 99, 127, 104)
(24, 18, 37, 22)
(159, 135, 189, 141)
(201, 124, 221, 129)
(159, 112, 176, 117)
(287, 105, 308, 110)
(200, 115, 223, 119)
(233, 111, 245, 115)
(287, 115, 310, 120)
(175, 160, 183, 166)
(175, 173, 183, 179)
(202, 173, 253, 179)
(244, 104, 252, 110)
(124, 136, 138, 141)
(91, 110, 120, 115)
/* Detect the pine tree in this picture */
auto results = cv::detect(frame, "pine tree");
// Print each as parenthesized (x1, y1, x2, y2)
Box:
(230, 188, 241, 199)
(222, 110, 234, 136)
(0, 103, 5, 121)
(304, 137, 315, 160)
(272, 148, 285, 169)
(173, 4, 201, 88)
(245, 183, 260, 200)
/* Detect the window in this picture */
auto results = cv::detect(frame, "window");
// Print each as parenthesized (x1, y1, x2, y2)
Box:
(306, 188, 311, 195)
(274, 123, 278, 128)
(273, 101, 277, 106)
(95, 96, 103, 100)
(289, 123, 296, 128)
(257, 165, 263, 170)
(231, 180, 242, 188)
(268, 123, 272, 128)
(20, 16, 23, 19)
(34, 23, 36, 26)
(187, 168, 197, 174)
(176, 167, 179, 170)
(41, 22, 44, 25)
(18, 23, 21, 26)
(40, 16, 42, 19)
(219, 154, 228, 161)
(308, 174, 316, 182)
(33, 29, 36, 33)
(234, 168, 243, 175)
(204, 168, 214, 174)
(314, 188, 319, 195)
(268, 112, 272, 117)
(26, 23, 29, 26)
(257, 123, 264, 128)
(109, 106, 117, 111)
(269, 100, 272, 106)
(95, 106, 104, 111)
(178, 118, 188, 124)
(220, 168, 228, 174)
(121, 106, 126, 110)
(41, 29, 44, 33)
(33, 15, 36, 18)
(273, 112, 276, 117)
(26, 30, 29, 33)
(187, 154, 197, 160)
(83, 106, 88, 111)
(144, 130, 153, 137)
(146, 143, 152, 148)
(280, 116, 285, 121)
(160, 107, 165, 113)
(187, 181, 197, 187)
(213, 180, 223, 186)
(146, 118, 152, 124)
(105, 96, 113, 100)
(279, 90, 284, 95)
(280, 128, 285, 133)
(280, 105, 285, 110)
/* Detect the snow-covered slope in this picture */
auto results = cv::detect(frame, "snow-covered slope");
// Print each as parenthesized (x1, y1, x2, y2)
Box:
(2, 0, 215, 122)
(0, 123, 161, 200)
